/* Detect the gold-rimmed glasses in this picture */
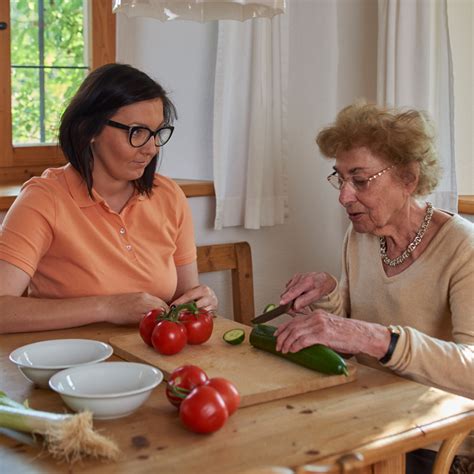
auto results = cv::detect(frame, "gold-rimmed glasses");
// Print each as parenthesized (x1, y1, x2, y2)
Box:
(327, 165, 395, 192)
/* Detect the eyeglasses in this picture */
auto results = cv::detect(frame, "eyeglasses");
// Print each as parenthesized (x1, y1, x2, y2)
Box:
(106, 119, 174, 148)
(327, 165, 395, 192)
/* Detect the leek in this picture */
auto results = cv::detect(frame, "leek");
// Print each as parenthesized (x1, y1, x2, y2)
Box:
(0, 391, 119, 463)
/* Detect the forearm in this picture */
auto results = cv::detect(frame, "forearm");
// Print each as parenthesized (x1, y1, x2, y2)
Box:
(322, 317, 391, 359)
(0, 295, 114, 334)
(275, 310, 391, 357)
(385, 327, 474, 399)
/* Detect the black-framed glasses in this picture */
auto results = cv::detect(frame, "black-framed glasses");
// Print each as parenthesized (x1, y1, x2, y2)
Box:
(106, 119, 174, 148)
(327, 165, 395, 192)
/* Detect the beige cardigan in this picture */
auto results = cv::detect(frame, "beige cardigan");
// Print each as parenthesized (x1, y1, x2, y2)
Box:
(315, 213, 474, 454)
(317, 213, 473, 397)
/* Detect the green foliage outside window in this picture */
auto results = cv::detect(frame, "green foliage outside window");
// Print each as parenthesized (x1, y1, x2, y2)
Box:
(10, 0, 88, 145)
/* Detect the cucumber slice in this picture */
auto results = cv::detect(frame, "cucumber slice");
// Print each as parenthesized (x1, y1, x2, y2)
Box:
(223, 328, 245, 345)
(263, 303, 277, 313)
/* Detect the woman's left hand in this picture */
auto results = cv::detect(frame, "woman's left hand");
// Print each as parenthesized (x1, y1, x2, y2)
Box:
(170, 285, 218, 312)
(274, 309, 391, 359)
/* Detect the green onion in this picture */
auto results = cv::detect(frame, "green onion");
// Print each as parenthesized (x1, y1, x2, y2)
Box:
(0, 391, 119, 463)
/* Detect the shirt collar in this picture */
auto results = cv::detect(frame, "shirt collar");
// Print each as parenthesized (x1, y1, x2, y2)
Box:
(64, 164, 146, 208)
(64, 164, 104, 208)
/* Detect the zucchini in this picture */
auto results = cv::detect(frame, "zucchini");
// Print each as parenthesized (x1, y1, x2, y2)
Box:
(249, 324, 349, 376)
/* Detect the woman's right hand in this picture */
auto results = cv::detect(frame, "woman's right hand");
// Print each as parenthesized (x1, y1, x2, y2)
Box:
(279, 272, 337, 312)
(103, 292, 169, 325)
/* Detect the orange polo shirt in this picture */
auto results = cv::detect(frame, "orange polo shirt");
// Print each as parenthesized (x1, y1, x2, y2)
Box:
(0, 164, 196, 302)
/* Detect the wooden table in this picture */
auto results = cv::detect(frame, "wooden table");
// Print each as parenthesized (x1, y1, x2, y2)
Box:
(1, 324, 473, 474)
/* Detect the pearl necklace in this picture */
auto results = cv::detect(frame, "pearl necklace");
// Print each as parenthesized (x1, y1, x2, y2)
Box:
(379, 202, 433, 267)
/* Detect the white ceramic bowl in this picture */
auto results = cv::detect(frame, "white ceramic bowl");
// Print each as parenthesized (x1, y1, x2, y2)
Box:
(49, 362, 163, 419)
(9, 339, 113, 389)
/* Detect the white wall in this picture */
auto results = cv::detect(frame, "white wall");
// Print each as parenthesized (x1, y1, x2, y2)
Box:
(116, 0, 378, 320)
(448, 0, 474, 195)
(117, 19, 217, 181)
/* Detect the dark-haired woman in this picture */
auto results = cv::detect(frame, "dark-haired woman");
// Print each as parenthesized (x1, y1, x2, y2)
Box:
(0, 63, 217, 333)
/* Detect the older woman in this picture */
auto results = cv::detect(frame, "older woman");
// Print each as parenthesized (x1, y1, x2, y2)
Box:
(0, 64, 217, 333)
(275, 102, 473, 473)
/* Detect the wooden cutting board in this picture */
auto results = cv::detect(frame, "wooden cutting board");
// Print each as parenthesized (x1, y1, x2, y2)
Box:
(109, 316, 357, 408)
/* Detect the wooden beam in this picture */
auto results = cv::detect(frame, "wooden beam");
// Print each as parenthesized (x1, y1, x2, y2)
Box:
(91, 0, 116, 68)
(458, 195, 474, 215)
(0, 0, 13, 167)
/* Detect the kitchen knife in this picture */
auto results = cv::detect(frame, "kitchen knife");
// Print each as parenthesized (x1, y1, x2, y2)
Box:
(250, 301, 293, 325)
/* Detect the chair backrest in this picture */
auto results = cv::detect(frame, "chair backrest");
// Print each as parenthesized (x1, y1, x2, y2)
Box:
(197, 241, 254, 326)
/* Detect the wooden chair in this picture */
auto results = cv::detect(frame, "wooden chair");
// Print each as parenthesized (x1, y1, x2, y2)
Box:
(197, 241, 255, 326)
(432, 429, 471, 474)
(297, 430, 470, 474)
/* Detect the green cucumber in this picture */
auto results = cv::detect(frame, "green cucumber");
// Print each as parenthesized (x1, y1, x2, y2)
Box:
(263, 303, 277, 313)
(249, 324, 349, 376)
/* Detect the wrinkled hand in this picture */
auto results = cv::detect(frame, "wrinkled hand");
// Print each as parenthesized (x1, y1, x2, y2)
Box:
(104, 292, 169, 325)
(274, 310, 390, 359)
(279, 272, 337, 312)
(171, 285, 218, 312)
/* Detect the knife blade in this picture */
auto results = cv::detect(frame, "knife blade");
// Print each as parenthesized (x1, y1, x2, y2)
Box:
(250, 301, 293, 325)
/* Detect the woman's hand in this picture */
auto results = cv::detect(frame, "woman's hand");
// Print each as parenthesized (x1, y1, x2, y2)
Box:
(274, 309, 391, 359)
(103, 292, 169, 325)
(280, 272, 337, 312)
(171, 285, 218, 312)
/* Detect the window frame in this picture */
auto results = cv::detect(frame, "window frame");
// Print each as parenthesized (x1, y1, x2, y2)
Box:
(0, 0, 115, 184)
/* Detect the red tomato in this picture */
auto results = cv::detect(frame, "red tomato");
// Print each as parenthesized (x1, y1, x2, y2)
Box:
(151, 320, 187, 355)
(204, 377, 240, 415)
(166, 365, 209, 408)
(178, 308, 214, 344)
(139, 308, 165, 346)
(179, 385, 228, 434)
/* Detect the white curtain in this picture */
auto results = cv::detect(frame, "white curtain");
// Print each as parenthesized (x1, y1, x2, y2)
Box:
(213, 14, 289, 229)
(377, 0, 457, 212)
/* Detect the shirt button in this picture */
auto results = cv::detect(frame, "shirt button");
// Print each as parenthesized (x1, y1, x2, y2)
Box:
(119, 227, 126, 235)
(125, 244, 132, 251)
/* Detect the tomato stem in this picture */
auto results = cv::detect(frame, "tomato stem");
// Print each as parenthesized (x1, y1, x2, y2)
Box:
(167, 301, 198, 320)
(167, 383, 191, 399)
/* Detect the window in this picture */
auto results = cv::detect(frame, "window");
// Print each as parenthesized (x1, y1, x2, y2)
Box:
(11, 0, 89, 145)
(0, 0, 115, 183)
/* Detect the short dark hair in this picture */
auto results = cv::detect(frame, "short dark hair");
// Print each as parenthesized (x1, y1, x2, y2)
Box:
(59, 63, 177, 196)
